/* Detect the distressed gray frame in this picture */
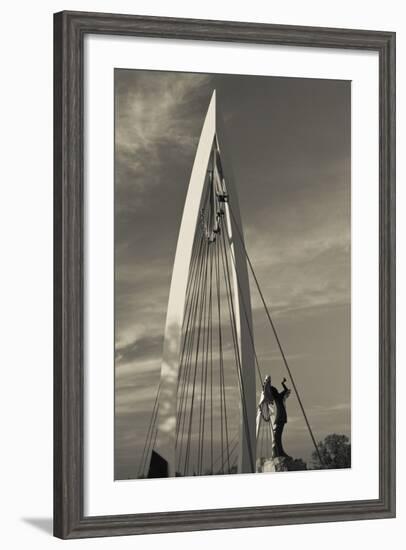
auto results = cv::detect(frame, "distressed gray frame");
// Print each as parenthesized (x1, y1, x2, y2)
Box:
(54, 10, 396, 539)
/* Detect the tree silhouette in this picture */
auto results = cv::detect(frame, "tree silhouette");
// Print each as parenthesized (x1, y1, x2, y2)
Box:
(312, 434, 351, 469)
(286, 458, 307, 471)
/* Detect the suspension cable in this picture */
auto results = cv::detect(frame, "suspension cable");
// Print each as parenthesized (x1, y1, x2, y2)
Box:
(216, 231, 231, 473)
(137, 386, 160, 478)
(184, 239, 210, 475)
(228, 204, 324, 467)
(176, 238, 208, 467)
(177, 239, 207, 470)
(219, 225, 255, 472)
(225, 223, 264, 382)
(215, 238, 225, 473)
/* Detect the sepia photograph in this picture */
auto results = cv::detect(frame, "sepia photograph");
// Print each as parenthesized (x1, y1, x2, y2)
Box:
(114, 69, 351, 480)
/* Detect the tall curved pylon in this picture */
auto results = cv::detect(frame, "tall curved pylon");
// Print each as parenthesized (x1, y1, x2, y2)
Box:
(152, 90, 256, 477)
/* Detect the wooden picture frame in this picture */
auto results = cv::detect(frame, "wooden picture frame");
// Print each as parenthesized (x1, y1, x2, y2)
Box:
(54, 10, 396, 539)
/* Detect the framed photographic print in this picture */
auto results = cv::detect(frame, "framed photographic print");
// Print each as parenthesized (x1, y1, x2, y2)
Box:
(54, 11, 396, 539)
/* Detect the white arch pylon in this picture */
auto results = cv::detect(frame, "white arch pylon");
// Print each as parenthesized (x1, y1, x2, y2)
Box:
(152, 90, 256, 477)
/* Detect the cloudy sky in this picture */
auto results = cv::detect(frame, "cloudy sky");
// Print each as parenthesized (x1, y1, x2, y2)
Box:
(114, 69, 351, 479)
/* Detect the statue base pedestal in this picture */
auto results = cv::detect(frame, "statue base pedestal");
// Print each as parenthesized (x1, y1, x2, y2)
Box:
(256, 456, 292, 473)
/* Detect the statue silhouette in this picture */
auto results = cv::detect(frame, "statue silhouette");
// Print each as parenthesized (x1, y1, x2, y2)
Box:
(270, 378, 291, 458)
(257, 376, 291, 459)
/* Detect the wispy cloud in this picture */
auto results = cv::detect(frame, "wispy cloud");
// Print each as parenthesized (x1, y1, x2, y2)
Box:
(116, 334, 164, 365)
(116, 71, 213, 202)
